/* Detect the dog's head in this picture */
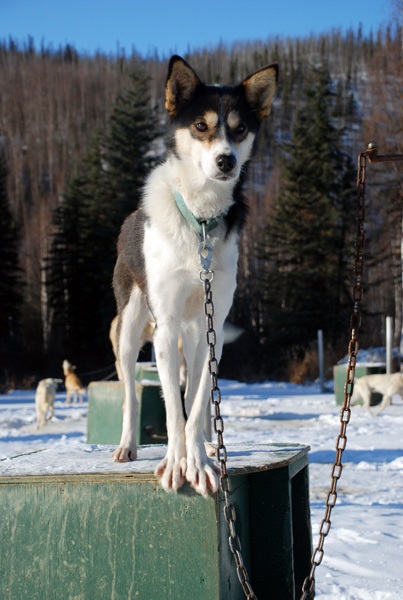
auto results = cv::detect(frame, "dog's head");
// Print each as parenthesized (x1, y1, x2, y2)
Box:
(165, 55, 278, 184)
(62, 359, 76, 375)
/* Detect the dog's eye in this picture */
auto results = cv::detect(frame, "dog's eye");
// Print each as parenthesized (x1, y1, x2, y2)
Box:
(195, 121, 208, 132)
(234, 123, 246, 135)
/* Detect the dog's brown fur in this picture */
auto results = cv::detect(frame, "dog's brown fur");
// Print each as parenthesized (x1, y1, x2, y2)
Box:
(62, 360, 86, 404)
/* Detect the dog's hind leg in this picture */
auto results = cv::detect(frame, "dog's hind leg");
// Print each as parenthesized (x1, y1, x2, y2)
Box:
(112, 286, 149, 462)
(48, 398, 54, 421)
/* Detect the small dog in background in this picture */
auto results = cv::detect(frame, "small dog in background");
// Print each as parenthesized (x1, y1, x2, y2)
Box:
(35, 378, 62, 429)
(62, 360, 86, 403)
(352, 372, 403, 415)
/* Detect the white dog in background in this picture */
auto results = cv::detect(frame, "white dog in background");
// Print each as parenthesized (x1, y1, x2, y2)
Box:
(35, 378, 62, 429)
(352, 372, 403, 415)
(62, 360, 86, 404)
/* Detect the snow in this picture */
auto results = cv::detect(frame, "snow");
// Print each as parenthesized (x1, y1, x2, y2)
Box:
(1, 379, 402, 599)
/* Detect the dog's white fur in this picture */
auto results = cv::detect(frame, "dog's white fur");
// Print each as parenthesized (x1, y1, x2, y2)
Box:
(112, 56, 278, 495)
(110, 316, 187, 387)
(35, 378, 62, 429)
(352, 372, 403, 414)
(62, 359, 86, 404)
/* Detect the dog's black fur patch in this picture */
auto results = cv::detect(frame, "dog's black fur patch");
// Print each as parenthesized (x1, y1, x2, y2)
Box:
(113, 208, 147, 313)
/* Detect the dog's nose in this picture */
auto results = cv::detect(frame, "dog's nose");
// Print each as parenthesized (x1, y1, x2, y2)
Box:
(216, 153, 237, 174)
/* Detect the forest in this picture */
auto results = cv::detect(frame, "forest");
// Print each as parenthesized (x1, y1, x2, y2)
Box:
(0, 18, 402, 387)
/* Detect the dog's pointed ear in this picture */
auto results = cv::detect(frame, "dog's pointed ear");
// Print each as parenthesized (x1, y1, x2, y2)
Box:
(165, 55, 201, 116)
(242, 64, 279, 119)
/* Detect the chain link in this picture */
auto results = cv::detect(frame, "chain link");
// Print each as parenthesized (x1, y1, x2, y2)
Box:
(199, 259, 258, 600)
(300, 148, 376, 599)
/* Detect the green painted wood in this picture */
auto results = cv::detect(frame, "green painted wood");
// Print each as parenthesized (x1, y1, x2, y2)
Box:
(135, 383, 167, 445)
(87, 377, 167, 446)
(135, 362, 160, 383)
(291, 465, 313, 598)
(0, 477, 219, 600)
(249, 467, 294, 598)
(333, 364, 385, 405)
(87, 381, 125, 444)
(0, 445, 311, 600)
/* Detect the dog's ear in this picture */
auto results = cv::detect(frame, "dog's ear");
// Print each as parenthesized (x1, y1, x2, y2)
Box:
(242, 64, 279, 119)
(165, 55, 201, 116)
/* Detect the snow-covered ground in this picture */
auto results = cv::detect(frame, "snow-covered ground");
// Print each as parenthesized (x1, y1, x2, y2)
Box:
(1, 379, 402, 599)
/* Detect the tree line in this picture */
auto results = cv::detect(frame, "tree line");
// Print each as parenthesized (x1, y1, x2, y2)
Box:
(0, 21, 402, 386)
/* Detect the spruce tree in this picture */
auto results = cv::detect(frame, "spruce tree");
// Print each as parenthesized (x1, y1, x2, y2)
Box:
(103, 66, 160, 219)
(47, 66, 160, 367)
(48, 137, 119, 363)
(0, 151, 23, 374)
(262, 68, 355, 359)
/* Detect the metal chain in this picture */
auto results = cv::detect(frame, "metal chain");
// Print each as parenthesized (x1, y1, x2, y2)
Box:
(300, 144, 403, 598)
(199, 224, 258, 600)
(300, 145, 375, 599)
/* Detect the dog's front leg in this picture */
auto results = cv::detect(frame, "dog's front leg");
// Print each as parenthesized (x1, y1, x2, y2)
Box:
(153, 321, 187, 491)
(184, 322, 225, 496)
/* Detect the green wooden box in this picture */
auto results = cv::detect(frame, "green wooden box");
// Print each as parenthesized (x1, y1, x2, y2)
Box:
(333, 363, 386, 405)
(0, 443, 312, 600)
(87, 362, 167, 445)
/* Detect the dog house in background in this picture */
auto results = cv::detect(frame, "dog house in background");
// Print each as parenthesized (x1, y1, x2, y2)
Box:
(87, 362, 167, 445)
(333, 363, 386, 405)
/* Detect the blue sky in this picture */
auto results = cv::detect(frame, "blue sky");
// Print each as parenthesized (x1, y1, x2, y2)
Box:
(0, 0, 394, 57)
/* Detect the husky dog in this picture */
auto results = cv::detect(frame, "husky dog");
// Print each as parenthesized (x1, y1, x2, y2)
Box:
(112, 55, 278, 495)
(35, 378, 62, 429)
(62, 360, 86, 404)
(352, 372, 403, 414)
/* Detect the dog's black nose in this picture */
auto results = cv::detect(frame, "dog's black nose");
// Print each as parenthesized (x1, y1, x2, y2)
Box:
(216, 153, 237, 173)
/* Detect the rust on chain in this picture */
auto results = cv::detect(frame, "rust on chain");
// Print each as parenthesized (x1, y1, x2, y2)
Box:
(300, 143, 403, 600)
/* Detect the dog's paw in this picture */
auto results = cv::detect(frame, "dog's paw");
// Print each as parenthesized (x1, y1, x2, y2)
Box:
(112, 445, 137, 462)
(154, 455, 187, 492)
(186, 447, 219, 497)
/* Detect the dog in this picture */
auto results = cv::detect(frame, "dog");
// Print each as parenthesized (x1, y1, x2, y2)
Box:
(110, 315, 187, 387)
(352, 372, 403, 415)
(112, 55, 278, 496)
(35, 378, 62, 429)
(62, 360, 86, 404)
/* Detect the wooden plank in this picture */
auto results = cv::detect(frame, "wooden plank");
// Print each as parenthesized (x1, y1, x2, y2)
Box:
(0, 479, 220, 600)
(87, 381, 124, 444)
(291, 466, 313, 598)
(0, 444, 311, 600)
(249, 467, 294, 599)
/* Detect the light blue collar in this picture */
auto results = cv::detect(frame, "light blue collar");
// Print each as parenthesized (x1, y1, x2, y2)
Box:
(174, 191, 228, 235)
